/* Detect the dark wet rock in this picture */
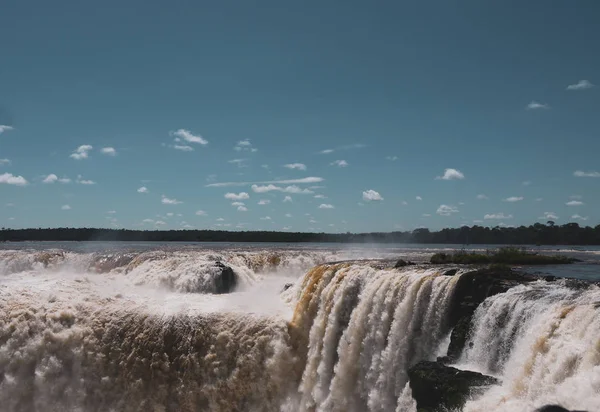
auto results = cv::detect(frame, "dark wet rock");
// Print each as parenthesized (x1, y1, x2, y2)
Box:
(281, 283, 294, 292)
(544, 275, 557, 282)
(447, 315, 472, 361)
(213, 262, 237, 294)
(408, 361, 499, 412)
(435, 356, 451, 364)
(394, 259, 415, 268)
(536, 406, 587, 412)
(91, 253, 137, 273)
(442, 268, 459, 276)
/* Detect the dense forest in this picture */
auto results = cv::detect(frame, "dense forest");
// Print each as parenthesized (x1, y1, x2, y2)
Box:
(2, 222, 600, 245)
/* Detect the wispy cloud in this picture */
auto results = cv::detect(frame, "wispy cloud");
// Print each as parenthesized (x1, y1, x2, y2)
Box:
(314, 194, 327, 199)
(319, 149, 334, 154)
(260, 216, 271, 220)
(258, 199, 271, 205)
(170, 129, 208, 145)
(161, 195, 182, 205)
(566, 200, 584, 206)
(0, 158, 11, 166)
(566, 80, 594, 91)
(101, 147, 117, 156)
(224, 192, 249, 200)
(284, 163, 307, 171)
(386, 156, 398, 161)
(76, 175, 96, 185)
(216, 218, 225, 222)
(362, 189, 383, 201)
(571, 214, 588, 221)
(317, 144, 365, 154)
(476, 194, 489, 200)
(173, 145, 194, 152)
(61, 204, 71, 210)
(319, 204, 334, 209)
(536, 198, 543, 202)
(228, 159, 248, 168)
(503, 196, 524, 202)
(422, 214, 431, 217)
(436, 168, 465, 180)
(234, 139, 258, 152)
(43, 174, 58, 184)
(70, 145, 93, 160)
(231, 202, 245, 207)
(526, 101, 549, 110)
(237, 205, 248, 212)
(0, 125, 14, 134)
(484, 213, 513, 220)
(0, 173, 28, 186)
(522, 181, 532, 186)
(283, 196, 292, 203)
(436, 204, 459, 216)
(206, 177, 323, 187)
(251, 184, 313, 194)
(285, 213, 292, 218)
(401, 201, 408, 206)
(574, 170, 600, 178)
(138, 186, 149, 193)
(416, 196, 422, 201)
(539, 212, 558, 220)
(330, 160, 348, 167)
(195, 210, 207, 216)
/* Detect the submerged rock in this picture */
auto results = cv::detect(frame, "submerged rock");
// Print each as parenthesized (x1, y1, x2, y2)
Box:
(408, 361, 498, 412)
(536, 406, 588, 412)
(394, 259, 416, 268)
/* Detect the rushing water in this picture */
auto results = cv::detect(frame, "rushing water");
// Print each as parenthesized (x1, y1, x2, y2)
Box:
(0, 244, 599, 411)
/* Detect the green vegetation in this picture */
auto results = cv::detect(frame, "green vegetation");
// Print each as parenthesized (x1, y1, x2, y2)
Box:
(430, 247, 577, 265)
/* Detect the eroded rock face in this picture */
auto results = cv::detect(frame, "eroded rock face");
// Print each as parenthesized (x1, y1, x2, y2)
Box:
(213, 261, 237, 294)
(408, 361, 498, 412)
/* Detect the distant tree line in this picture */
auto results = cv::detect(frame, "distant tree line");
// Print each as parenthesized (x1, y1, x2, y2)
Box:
(1, 222, 600, 245)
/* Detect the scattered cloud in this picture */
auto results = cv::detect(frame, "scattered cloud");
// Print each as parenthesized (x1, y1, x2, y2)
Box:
(142, 219, 154, 224)
(571, 214, 588, 221)
(436, 204, 459, 216)
(206, 177, 323, 187)
(76, 175, 96, 185)
(319, 149, 334, 154)
(61, 204, 71, 210)
(234, 139, 258, 152)
(566, 80, 594, 91)
(386, 156, 398, 161)
(422, 214, 431, 217)
(484, 213, 514, 220)
(317, 144, 365, 155)
(70, 145, 93, 160)
(285, 213, 292, 218)
(0, 125, 14, 134)
(522, 181, 532, 186)
(526, 101, 549, 110)
(0, 173, 28, 186)
(362, 189, 383, 202)
(107, 210, 117, 214)
(536, 198, 543, 202)
(319, 204, 334, 209)
(314, 194, 327, 199)
(283, 196, 292, 203)
(566, 200, 584, 206)
(173, 144, 194, 152)
(258, 199, 271, 205)
(574, 170, 600, 178)
(503, 196, 524, 202)
(473, 220, 484, 224)
(260, 216, 271, 220)
(195, 210, 207, 216)
(231, 202, 245, 207)
(251, 184, 313, 194)
(539, 212, 558, 220)
(43, 174, 58, 184)
(331, 160, 348, 167)
(161, 195, 182, 205)
(224, 192, 250, 201)
(138, 186, 149, 193)
(58, 177, 71, 183)
(237, 206, 248, 212)
(155, 220, 167, 226)
(282, 226, 291, 230)
(101, 147, 117, 156)
(0, 158, 11, 166)
(401, 201, 408, 206)
(170, 129, 208, 145)
(436, 168, 465, 180)
(284, 163, 307, 171)
(476, 194, 489, 200)
(216, 218, 225, 222)
(416, 196, 422, 201)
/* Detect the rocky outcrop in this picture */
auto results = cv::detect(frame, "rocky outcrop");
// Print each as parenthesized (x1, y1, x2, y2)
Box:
(91, 253, 137, 273)
(535, 406, 588, 412)
(394, 259, 416, 268)
(213, 261, 237, 294)
(408, 361, 498, 412)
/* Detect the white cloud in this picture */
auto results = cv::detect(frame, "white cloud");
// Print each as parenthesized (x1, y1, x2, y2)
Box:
(484, 213, 514, 220)
(574, 170, 600, 178)
(76, 175, 96, 185)
(142, 218, 154, 224)
(173, 145, 194, 152)
(536, 198, 543, 202)
(416, 196, 422, 201)
(566, 80, 594, 91)
(107, 210, 116, 214)
(61, 204, 71, 210)
(285, 213, 292, 218)
(362, 189, 383, 201)
(401, 201, 408, 206)
(319, 204, 334, 209)
(309, 219, 317, 224)
(155, 220, 167, 226)
(170, 129, 208, 145)
(436, 168, 465, 180)
(260, 216, 271, 220)
(161, 195, 182, 205)
(436, 204, 459, 216)
(0, 173, 28, 186)
(539, 212, 558, 220)
(314, 194, 327, 199)
(283, 196, 292, 203)
(216, 218, 225, 221)
(386, 156, 398, 161)
(166, 213, 174, 217)
(258, 199, 271, 205)
(58, 177, 71, 184)
(0, 125, 14, 134)
(503, 196, 524, 202)
(195, 210, 207, 216)
(138, 186, 149, 193)
(522, 181, 532, 186)
(234, 139, 257, 152)
(284, 163, 307, 171)
(526, 101, 549, 110)
(70, 145, 93, 160)
(225, 192, 249, 200)
(207, 177, 323, 187)
(331, 160, 348, 167)
(43, 174, 58, 184)
(422, 214, 431, 217)
(566, 200, 584, 206)
(236, 139, 251, 147)
(477, 194, 489, 200)
(571, 214, 588, 221)
(319, 149, 334, 154)
(251, 184, 313, 194)
(101, 147, 117, 156)
(237, 206, 248, 212)
(0, 158, 10, 166)
(282, 226, 291, 230)
(231, 202, 245, 207)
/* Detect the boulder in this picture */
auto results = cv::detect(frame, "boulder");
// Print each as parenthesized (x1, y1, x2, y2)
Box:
(442, 268, 459, 276)
(394, 259, 416, 268)
(536, 406, 587, 412)
(447, 315, 472, 361)
(408, 361, 499, 412)
(213, 261, 237, 294)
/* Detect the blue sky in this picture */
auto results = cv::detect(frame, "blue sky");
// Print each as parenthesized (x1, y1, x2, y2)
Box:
(1, 0, 599, 232)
